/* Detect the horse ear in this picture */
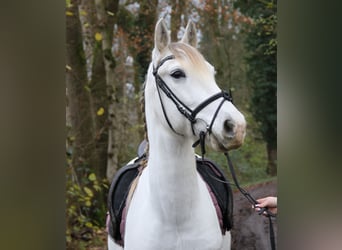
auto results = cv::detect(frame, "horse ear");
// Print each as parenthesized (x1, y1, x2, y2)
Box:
(155, 18, 170, 52)
(181, 20, 197, 48)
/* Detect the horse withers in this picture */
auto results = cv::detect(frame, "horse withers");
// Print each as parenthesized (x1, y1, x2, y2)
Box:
(108, 18, 246, 250)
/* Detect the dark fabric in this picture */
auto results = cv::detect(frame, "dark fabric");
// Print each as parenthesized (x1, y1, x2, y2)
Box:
(196, 157, 234, 231)
(107, 158, 142, 243)
(107, 155, 234, 246)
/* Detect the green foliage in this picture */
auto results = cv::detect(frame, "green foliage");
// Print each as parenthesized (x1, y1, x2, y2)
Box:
(247, 24, 276, 148)
(65, 0, 71, 8)
(195, 0, 273, 181)
(66, 159, 109, 247)
(117, 5, 135, 34)
(236, 0, 277, 151)
(234, 0, 276, 18)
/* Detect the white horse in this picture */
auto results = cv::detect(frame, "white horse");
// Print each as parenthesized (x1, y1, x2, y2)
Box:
(108, 19, 246, 250)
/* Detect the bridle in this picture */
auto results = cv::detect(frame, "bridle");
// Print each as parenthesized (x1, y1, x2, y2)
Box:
(152, 54, 276, 250)
(152, 55, 233, 141)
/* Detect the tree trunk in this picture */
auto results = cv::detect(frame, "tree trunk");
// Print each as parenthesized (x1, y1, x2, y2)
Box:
(266, 143, 277, 176)
(78, 0, 109, 182)
(133, 0, 158, 84)
(66, 0, 94, 179)
(129, 0, 159, 151)
(171, 0, 187, 41)
(94, 0, 120, 182)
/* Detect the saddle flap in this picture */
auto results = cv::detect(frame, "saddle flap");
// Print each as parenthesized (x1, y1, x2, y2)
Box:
(107, 158, 142, 242)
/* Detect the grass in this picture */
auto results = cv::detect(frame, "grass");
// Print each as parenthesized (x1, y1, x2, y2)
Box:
(202, 134, 271, 187)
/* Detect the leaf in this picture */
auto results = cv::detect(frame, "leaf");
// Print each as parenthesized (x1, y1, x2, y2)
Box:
(88, 173, 96, 182)
(97, 107, 105, 116)
(93, 184, 101, 191)
(66, 11, 73, 16)
(65, 0, 72, 8)
(95, 32, 102, 41)
(83, 187, 93, 197)
(80, 10, 87, 16)
(84, 85, 91, 92)
(66, 235, 72, 243)
(65, 65, 72, 71)
(85, 200, 91, 207)
(73, 184, 80, 191)
(66, 158, 72, 165)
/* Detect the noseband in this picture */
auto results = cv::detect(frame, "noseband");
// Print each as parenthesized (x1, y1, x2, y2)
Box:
(152, 55, 233, 143)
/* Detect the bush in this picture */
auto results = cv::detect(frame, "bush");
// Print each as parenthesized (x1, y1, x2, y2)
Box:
(66, 163, 109, 248)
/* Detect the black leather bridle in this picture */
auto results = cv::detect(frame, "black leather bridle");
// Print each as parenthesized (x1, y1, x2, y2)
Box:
(152, 54, 276, 250)
(152, 55, 233, 142)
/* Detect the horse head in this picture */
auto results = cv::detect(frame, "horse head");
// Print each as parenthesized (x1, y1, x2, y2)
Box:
(145, 18, 246, 151)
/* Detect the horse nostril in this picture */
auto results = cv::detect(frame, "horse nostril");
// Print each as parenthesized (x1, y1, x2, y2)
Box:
(224, 120, 235, 135)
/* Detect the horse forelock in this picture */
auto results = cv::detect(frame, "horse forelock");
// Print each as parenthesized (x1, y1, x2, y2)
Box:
(168, 43, 210, 74)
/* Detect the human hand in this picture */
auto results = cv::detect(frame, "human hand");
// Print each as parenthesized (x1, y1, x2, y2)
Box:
(254, 196, 277, 216)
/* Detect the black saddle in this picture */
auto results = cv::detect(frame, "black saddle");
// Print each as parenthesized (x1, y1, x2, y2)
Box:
(107, 154, 144, 244)
(107, 151, 233, 246)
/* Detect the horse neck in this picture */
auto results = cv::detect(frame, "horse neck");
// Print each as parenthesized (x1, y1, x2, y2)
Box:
(146, 121, 200, 221)
(148, 128, 197, 180)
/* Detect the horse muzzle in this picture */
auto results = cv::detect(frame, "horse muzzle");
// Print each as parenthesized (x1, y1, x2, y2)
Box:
(211, 118, 246, 151)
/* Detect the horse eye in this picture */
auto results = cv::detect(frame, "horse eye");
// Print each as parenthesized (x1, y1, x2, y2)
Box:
(170, 70, 186, 79)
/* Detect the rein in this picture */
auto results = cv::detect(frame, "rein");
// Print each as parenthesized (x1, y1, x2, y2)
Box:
(224, 152, 276, 250)
(152, 55, 276, 250)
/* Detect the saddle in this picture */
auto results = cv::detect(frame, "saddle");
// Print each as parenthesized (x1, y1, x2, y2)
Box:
(107, 153, 233, 247)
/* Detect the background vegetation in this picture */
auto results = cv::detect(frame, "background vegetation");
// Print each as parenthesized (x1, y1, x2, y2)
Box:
(66, 0, 276, 248)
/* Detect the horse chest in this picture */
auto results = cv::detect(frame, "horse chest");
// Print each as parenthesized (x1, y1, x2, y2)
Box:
(125, 214, 223, 250)
(124, 173, 223, 250)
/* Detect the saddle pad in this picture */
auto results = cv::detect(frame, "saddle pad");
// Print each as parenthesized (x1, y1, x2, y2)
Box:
(107, 156, 143, 243)
(107, 155, 233, 245)
(196, 157, 233, 232)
